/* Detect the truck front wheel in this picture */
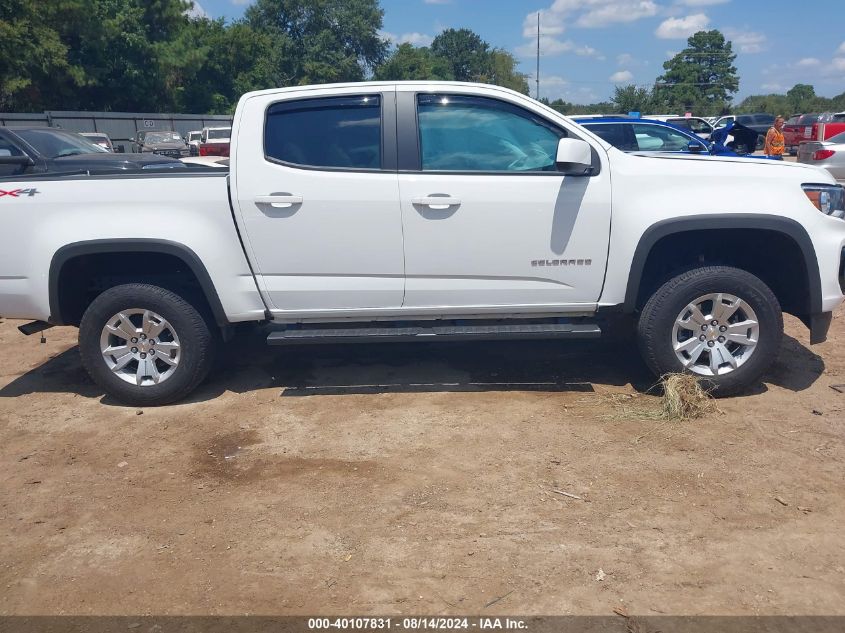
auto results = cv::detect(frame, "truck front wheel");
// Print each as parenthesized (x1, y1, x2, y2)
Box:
(79, 284, 215, 406)
(637, 266, 783, 396)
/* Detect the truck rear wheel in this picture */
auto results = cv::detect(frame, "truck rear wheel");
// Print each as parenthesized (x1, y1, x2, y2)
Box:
(79, 284, 215, 406)
(637, 266, 783, 396)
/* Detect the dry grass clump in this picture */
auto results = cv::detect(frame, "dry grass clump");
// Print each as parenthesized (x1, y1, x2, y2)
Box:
(597, 373, 718, 422)
(658, 373, 717, 421)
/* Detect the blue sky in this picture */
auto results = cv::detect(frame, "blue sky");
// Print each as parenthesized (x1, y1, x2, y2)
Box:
(193, 0, 845, 105)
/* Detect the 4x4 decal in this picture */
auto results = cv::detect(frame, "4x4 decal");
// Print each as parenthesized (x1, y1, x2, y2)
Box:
(0, 188, 39, 198)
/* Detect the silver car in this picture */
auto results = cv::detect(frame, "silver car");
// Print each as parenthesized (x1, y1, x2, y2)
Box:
(797, 131, 845, 181)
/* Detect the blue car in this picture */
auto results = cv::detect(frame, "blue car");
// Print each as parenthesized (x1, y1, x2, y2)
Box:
(572, 116, 766, 158)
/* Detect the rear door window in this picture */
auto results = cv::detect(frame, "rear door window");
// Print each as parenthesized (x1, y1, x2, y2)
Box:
(265, 95, 381, 170)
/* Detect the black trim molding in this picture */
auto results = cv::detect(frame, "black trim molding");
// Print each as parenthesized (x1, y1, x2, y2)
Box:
(623, 214, 823, 315)
(48, 239, 228, 326)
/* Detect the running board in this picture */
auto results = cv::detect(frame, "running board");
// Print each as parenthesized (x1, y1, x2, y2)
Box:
(267, 322, 602, 346)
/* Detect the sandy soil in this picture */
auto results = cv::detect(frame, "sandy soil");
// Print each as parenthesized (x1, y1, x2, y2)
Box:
(1, 307, 844, 616)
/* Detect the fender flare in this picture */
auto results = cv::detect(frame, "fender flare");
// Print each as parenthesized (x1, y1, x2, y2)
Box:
(49, 239, 228, 326)
(623, 213, 822, 314)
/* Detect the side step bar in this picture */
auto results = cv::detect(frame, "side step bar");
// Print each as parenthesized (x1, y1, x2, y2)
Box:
(267, 322, 601, 346)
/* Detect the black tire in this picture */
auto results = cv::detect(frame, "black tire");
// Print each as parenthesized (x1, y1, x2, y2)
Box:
(637, 266, 783, 397)
(79, 284, 215, 406)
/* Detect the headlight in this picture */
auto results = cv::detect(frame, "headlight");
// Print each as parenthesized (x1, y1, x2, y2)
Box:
(803, 184, 845, 219)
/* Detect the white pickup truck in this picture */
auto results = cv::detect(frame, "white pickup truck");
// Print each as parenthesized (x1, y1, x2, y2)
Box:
(1, 82, 844, 405)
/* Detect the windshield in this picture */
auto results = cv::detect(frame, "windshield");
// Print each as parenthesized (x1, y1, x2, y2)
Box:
(798, 114, 820, 125)
(144, 132, 183, 143)
(189, 132, 202, 141)
(16, 129, 109, 158)
(207, 129, 231, 140)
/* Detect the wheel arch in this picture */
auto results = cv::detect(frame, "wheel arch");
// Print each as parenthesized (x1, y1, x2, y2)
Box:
(623, 214, 822, 319)
(48, 239, 228, 327)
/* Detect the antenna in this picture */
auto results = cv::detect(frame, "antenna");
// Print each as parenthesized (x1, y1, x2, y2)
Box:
(536, 12, 540, 100)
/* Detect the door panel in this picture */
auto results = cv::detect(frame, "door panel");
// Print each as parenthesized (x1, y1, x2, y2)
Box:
(232, 89, 404, 313)
(398, 92, 611, 310)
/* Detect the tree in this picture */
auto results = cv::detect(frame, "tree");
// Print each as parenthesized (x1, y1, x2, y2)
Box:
(483, 49, 529, 95)
(0, 0, 87, 111)
(786, 83, 816, 114)
(374, 43, 453, 81)
(612, 85, 657, 114)
(430, 28, 489, 82)
(655, 30, 738, 115)
(244, 0, 387, 85)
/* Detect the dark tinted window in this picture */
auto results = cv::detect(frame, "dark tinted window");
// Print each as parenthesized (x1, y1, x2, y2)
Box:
(736, 115, 755, 125)
(15, 129, 107, 157)
(754, 114, 775, 126)
(797, 114, 820, 125)
(417, 94, 563, 172)
(582, 123, 635, 150)
(265, 95, 381, 169)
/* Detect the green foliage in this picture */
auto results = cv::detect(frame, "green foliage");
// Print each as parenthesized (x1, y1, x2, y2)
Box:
(611, 85, 658, 115)
(736, 87, 845, 116)
(430, 28, 489, 82)
(0, 0, 386, 113)
(244, 0, 387, 84)
(374, 43, 453, 81)
(375, 31, 528, 95)
(655, 30, 738, 115)
(483, 49, 530, 95)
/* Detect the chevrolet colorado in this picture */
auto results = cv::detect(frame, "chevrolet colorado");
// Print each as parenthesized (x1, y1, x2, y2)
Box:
(1, 82, 844, 405)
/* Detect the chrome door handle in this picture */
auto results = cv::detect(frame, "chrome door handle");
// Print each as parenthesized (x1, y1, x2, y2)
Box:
(254, 194, 303, 208)
(411, 196, 461, 210)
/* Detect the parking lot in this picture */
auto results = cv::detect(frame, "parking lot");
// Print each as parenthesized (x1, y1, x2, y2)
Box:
(1, 304, 844, 616)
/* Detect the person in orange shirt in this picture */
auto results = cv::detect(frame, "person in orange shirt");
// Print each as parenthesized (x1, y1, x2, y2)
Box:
(764, 116, 785, 159)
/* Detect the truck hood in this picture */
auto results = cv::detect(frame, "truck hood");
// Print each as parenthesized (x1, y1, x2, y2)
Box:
(624, 149, 832, 179)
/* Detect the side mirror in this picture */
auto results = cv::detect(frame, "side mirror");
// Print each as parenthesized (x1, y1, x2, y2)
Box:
(556, 138, 593, 175)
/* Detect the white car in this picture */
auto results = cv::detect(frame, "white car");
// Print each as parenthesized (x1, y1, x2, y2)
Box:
(186, 130, 202, 156)
(1, 81, 843, 405)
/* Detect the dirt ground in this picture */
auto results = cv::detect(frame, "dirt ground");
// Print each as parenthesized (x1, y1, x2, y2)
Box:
(1, 306, 844, 617)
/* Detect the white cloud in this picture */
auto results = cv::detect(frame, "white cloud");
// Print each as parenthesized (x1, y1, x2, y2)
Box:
(655, 13, 710, 39)
(516, 36, 601, 59)
(381, 31, 435, 47)
(576, 1, 658, 28)
(837, 42, 845, 54)
(610, 70, 634, 83)
(795, 57, 820, 67)
(676, 0, 729, 5)
(231, 0, 252, 5)
(530, 73, 569, 101)
(522, 9, 566, 38)
(723, 28, 767, 53)
(186, 0, 208, 18)
(824, 58, 845, 75)
(761, 82, 785, 92)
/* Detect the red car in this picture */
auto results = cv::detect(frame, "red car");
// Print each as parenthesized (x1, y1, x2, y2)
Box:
(783, 114, 820, 155)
